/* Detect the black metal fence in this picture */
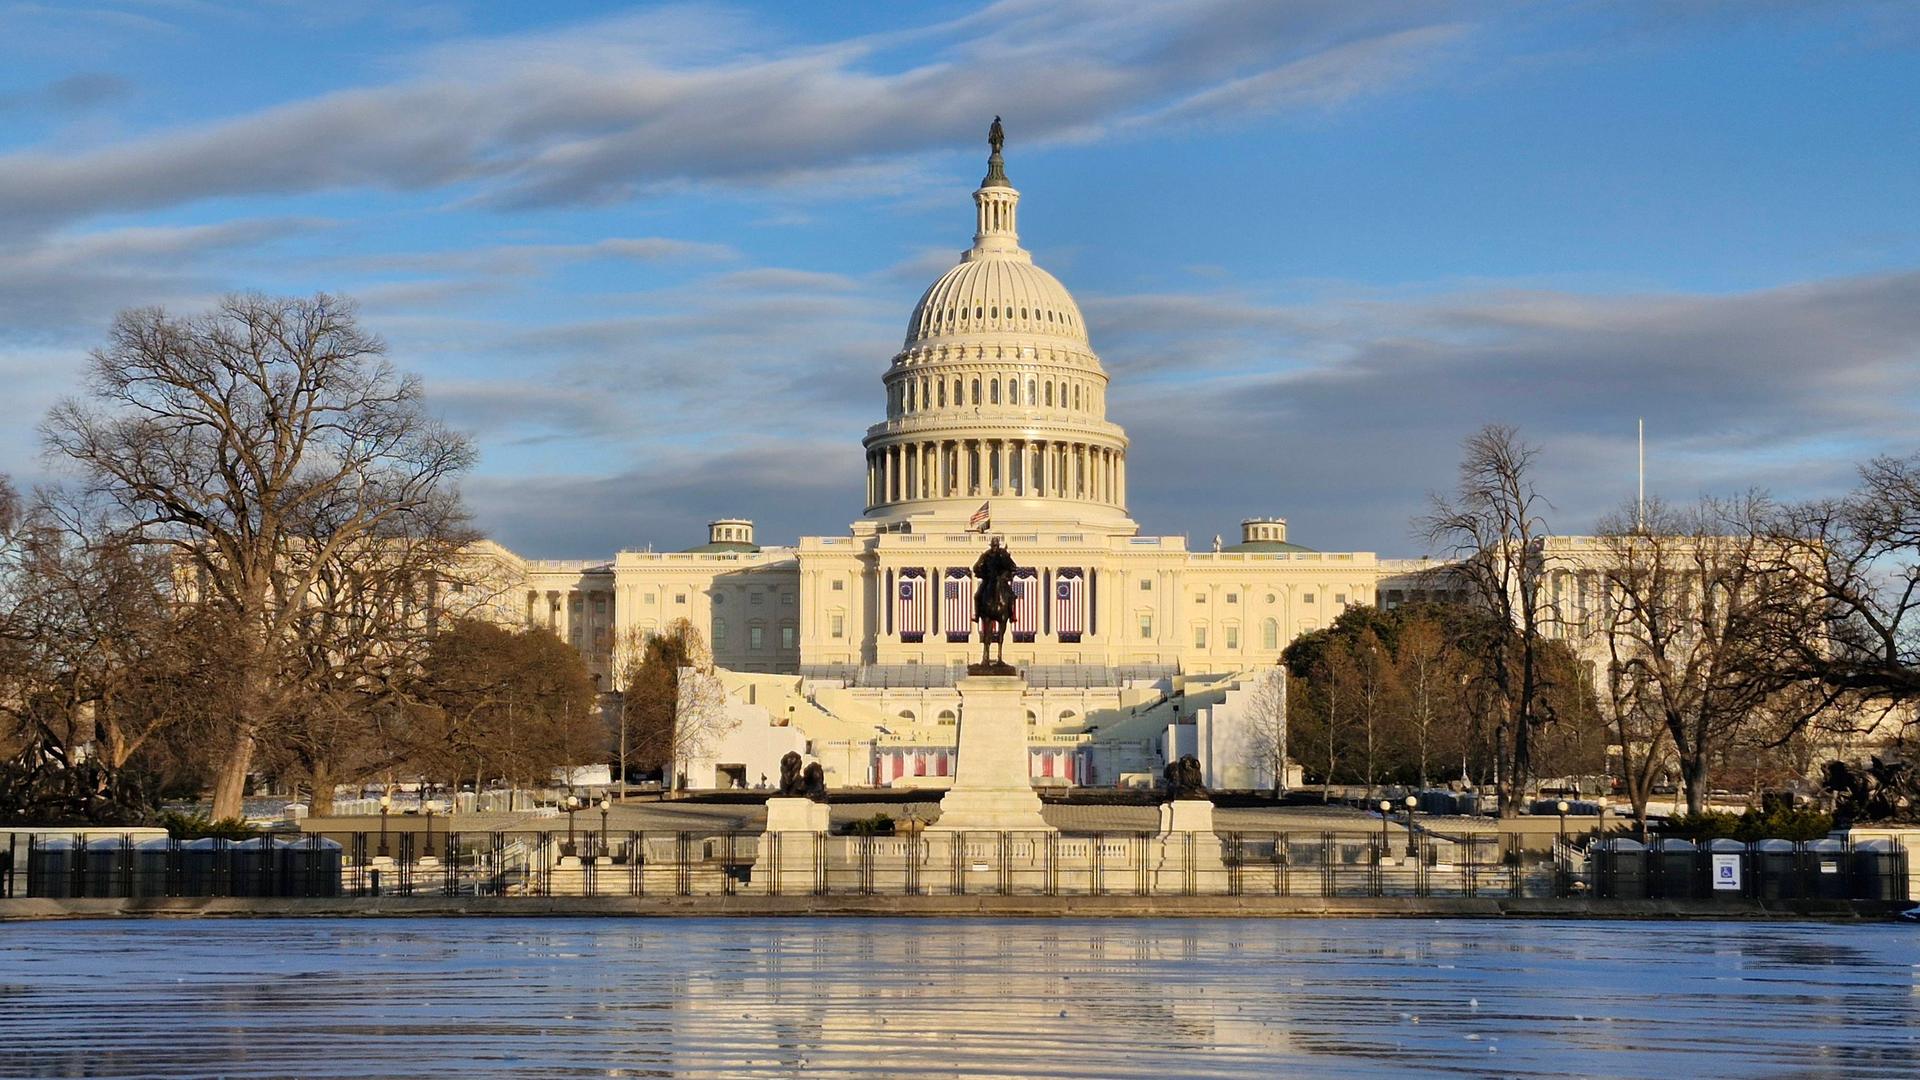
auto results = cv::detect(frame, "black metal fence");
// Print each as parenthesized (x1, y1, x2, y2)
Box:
(9, 830, 1907, 903)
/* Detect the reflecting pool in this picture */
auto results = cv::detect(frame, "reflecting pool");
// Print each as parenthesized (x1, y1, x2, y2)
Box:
(1, 917, 1915, 1077)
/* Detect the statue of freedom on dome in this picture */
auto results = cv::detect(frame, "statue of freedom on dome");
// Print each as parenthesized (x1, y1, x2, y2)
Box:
(970, 536, 1018, 674)
(988, 115, 1005, 155)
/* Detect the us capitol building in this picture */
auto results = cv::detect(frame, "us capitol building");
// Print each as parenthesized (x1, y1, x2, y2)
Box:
(476, 135, 1445, 791)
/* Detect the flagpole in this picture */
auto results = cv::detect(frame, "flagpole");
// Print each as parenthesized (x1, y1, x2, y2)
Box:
(1637, 418, 1645, 532)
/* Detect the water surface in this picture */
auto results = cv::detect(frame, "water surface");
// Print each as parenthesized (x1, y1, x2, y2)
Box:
(1, 917, 1915, 1078)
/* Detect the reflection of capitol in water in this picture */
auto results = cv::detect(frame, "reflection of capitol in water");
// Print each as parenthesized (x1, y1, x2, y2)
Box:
(663, 921, 1298, 1077)
(9, 918, 1915, 1076)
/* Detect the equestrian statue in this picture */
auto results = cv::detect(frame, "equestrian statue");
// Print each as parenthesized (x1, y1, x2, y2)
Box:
(970, 537, 1019, 674)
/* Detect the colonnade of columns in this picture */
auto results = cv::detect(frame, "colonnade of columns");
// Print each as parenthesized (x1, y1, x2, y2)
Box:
(865, 437, 1125, 509)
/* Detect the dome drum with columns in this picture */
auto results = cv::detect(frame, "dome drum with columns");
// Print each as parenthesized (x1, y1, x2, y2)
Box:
(863, 140, 1132, 534)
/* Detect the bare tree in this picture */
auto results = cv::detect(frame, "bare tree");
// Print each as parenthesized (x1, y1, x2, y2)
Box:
(1351, 628, 1395, 800)
(1237, 666, 1289, 797)
(1419, 425, 1552, 814)
(41, 294, 474, 819)
(1597, 497, 1817, 815)
(1394, 612, 1453, 789)
(1759, 454, 1920, 709)
(668, 664, 736, 791)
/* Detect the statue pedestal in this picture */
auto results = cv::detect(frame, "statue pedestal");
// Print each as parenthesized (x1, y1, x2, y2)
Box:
(929, 674, 1054, 834)
(763, 796, 831, 834)
(1153, 798, 1226, 892)
(752, 797, 832, 893)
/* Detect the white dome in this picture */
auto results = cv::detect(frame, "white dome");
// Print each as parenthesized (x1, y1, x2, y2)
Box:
(905, 258, 1088, 346)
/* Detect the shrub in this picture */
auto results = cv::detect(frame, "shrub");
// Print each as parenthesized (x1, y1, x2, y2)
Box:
(1660, 806, 1832, 843)
(840, 813, 895, 837)
(154, 810, 258, 840)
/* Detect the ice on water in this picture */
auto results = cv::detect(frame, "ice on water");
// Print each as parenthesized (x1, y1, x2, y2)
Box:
(1, 917, 1916, 1078)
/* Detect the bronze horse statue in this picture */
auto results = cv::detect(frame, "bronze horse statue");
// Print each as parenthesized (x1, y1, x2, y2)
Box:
(972, 537, 1018, 670)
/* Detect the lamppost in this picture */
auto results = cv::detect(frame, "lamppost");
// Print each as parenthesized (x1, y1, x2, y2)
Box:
(563, 794, 581, 858)
(377, 793, 392, 858)
(423, 800, 437, 859)
(1377, 799, 1393, 863)
(599, 795, 612, 859)
(1556, 799, 1571, 896)
(1404, 794, 1420, 858)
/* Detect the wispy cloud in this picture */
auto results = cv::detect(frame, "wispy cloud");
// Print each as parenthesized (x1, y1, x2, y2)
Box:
(0, 1, 1470, 230)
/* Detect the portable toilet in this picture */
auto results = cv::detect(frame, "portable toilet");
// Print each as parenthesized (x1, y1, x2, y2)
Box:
(1755, 839, 1801, 900)
(1807, 838, 1849, 899)
(1654, 838, 1701, 899)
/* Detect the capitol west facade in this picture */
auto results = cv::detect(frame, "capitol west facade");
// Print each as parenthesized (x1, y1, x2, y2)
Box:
(479, 141, 1442, 790)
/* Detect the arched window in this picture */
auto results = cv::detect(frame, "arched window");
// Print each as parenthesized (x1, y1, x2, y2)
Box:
(971, 379, 981, 405)
(938, 380, 947, 407)
(906, 382, 916, 411)
(1045, 382, 1054, 406)
(953, 378, 963, 404)
(989, 379, 1000, 404)
(1026, 710, 1038, 724)
(1059, 381, 1068, 406)
(1008, 378, 1019, 405)
(1057, 709, 1078, 724)
(1262, 618, 1278, 650)
(1073, 385, 1081, 409)
(938, 709, 958, 725)
(1027, 378, 1037, 403)
(897, 709, 916, 723)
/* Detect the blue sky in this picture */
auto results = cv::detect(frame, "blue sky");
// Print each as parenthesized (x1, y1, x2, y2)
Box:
(2, 1, 1917, 557)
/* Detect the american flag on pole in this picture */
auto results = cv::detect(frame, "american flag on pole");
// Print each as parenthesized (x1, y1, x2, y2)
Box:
(1054, 567, 1085, 642)
(1010, 568, 1038, 642)
(944, 569, 972, 642)
(968, 501, 991, 531)
(897, 569, 927, 642)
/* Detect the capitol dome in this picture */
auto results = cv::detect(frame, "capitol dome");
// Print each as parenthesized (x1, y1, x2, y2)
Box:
(905, 257, 1088, 347)
(861, 125, 1134, 536)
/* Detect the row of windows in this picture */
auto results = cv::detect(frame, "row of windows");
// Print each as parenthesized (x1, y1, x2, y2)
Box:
(714, 620, 798, 651)
(928, 304, 1074, 329)
(893, 373, 1099, 414)
(1134, 614, 1282, 650)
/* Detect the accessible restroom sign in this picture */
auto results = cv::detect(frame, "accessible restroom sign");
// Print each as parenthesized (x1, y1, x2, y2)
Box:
(1711, 853, 1742, 891)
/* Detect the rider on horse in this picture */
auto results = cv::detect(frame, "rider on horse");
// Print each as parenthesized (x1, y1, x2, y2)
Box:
(972, 537, 1018, 668)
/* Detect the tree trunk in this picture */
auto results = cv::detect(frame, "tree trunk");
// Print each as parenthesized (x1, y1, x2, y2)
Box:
(210, 727, 255, 821)
(1683, 757, 1710, 817)
(309, 760, 336, 817)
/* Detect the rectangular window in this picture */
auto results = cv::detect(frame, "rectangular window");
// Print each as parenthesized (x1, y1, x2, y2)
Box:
(781, 626, 796, 649)
(1335, 593, 1347, 606)
(751, 593, 764, 606)
(714, 621, 728, 645)
(593, 596, 607, 614)
(749, 626, 764, 650)
(1139, 614, 1153, 639)
(1303, 593, 1316, 604)
(1225, 626, 1238, 649)
(645, 594, 656, 604)
(832, 580, 845, 592)
(1194, 594, 1206, 605)
(1225, 593, 1237, 605)
(1194, 626, 1207, 648)
(831, 614, 845, 638)
(782, 593, 794, 606)
(1140, 579, 1151, 591)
